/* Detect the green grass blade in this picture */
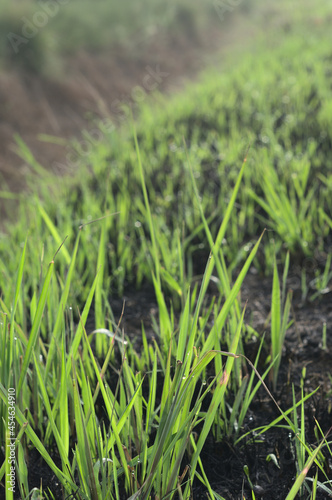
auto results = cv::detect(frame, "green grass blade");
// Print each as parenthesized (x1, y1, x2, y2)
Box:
(271, 256, 281, 390)
(133, 123, 160, 286)
(188, 307, 246, 486)
(286, 429, 331, 500)
(37, 202, 71, 265)
(46, 232, 80, 376)
(17, 260, 54, 396)
(203, 232, 264, 354)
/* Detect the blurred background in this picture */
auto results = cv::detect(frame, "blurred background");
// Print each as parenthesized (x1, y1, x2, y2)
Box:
(0, 0, 329, 192)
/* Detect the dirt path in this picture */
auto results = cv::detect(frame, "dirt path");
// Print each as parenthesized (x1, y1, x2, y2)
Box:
(0, 9, 258, 196)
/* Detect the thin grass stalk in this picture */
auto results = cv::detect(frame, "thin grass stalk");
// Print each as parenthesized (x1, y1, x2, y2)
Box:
(133, 124, 161, 286)
(17, 259, 54, 396)
(66, 269, 99, 377)
(0, 383, 76, 493)
(185, 144, 248, 341)
(271, 257, 281, 390)
(72, 359, 100, 500)
(202, 232, 264, 356)
(8, 240, 27, 372)
(95, 222, 106, 356)
(285, 428, 331, 500)
(185, 307, 246, 496)
(32, 351, 71, 475)
(45, 232, 80, 376)
(37, 202, 71, 265)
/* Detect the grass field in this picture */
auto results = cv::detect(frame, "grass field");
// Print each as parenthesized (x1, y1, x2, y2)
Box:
(1, 1, 332, 499)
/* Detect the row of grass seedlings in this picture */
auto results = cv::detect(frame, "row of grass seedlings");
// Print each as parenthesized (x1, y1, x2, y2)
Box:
(0, 240, 27, 446)
(66, 284, 137, 498)
(185, 145, 269, 442)
(248, 157, 314, 257)
(0, 247, 77, 497)
(128, 128, 259, 496)
(183, 149, 271, 490)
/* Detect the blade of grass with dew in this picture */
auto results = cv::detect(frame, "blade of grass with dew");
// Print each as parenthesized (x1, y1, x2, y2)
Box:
(121, 360, 143, 452)
(81, 325, 144, 451)
(32, 351, 71, 474)
(186, 143, 248, 329)
(37, 202, 71, 265)
(139, 351, 219, 499)
(17, 258, 54, 396)
(0, 384, 76, 492)
(202, 232, 264, 355)
(5, 428, 14, 500)
(235, 386, 320, 446)
(152, 272, 172, 345)
(286, 428, 332, 500)
(271, 256, 281, 390)
(0, 298, 27, 349)
(16, 435, 29, 499)
(161, 267, 183, 298)
(66, 269, 99, 377)
(46, 232, 80, 376)
(176, 291, 191, 362)
(186, 141, 241, 322)
(236, 345, 279, 435)
(95, 220, 106, 356)
(133, 123, 160, 286)
(185, 308, 245, 495)
(59, 328, 69, 458)
(281, 250, 290, 307)
(8, 239, 27, 372)
(72, 358, 100, 500)
(142, 351, 158, 481)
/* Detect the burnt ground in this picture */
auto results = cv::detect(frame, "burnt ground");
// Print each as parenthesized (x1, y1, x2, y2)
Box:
(2, 268, 330, 500)
(0, 6, 331, 500)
